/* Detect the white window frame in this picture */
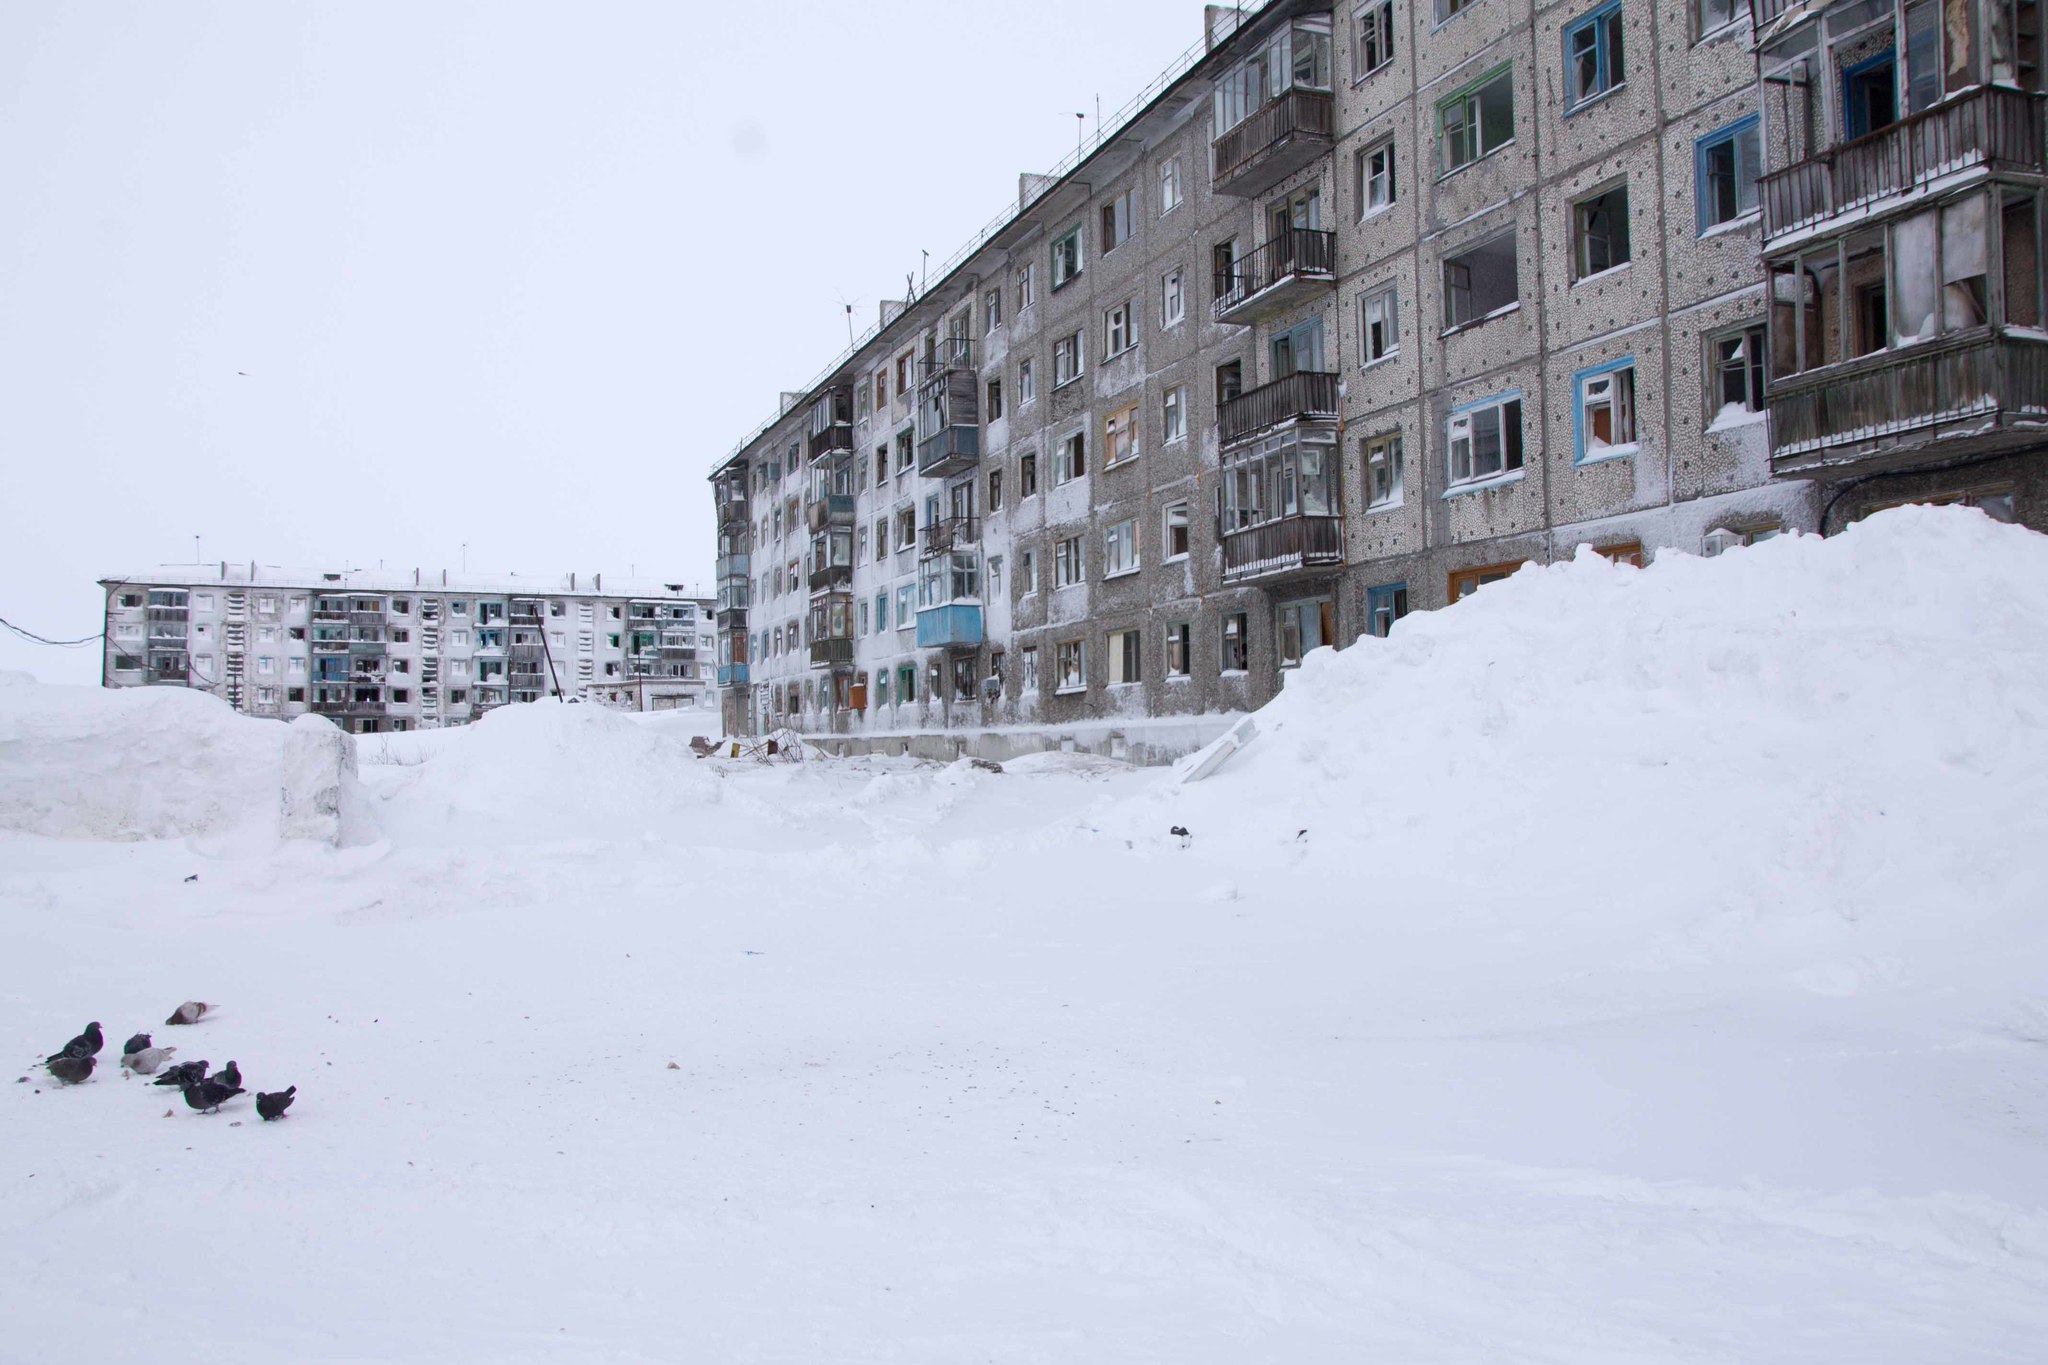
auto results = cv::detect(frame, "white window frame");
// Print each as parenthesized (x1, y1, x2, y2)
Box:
(1159, 156, 1183, 215)
(1054, 431, 1086, 484)
(1054, 536, 1084, 588)
(1355, 0, 1395, 79)
(1163, 501, 1191, 560)
(1162, 268, 1186, 327)
(1445, 393, 1525, 489)
(1105, 301, 1135, 358)
(1104, 519, 1139, 578)
(1574, 360, 1639, 463)
(1358, 137, 1396, 217)
(1107, 628, 1141, 685)
(1359, 282, 1400, 364)
(1364, 432, 1404, 509)
(1053, 333, 1083, 388)
(1051, 227, 1083, 289)
(1162, 385, 1186, 444)
(1055, 639, 1087, 694)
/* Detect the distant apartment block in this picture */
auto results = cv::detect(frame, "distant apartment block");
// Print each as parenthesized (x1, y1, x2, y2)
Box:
(710, 0, 2044, 744)
(101, 565, 713, 733)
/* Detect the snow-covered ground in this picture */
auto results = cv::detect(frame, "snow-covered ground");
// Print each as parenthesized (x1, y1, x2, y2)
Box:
(4, 506, 2046, 1363)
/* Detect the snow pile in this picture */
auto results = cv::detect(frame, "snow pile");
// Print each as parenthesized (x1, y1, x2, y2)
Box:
(0, 677, 294, 841)
(370, 699, 723, 842)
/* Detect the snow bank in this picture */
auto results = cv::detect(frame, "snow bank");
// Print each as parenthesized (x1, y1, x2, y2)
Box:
(0, 677, 291, 841)
(368, 699, 723, 841)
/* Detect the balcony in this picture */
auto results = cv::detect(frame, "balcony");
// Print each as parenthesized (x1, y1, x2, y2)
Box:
(1218, 370, 1340, 447)
(807, 561, 851, 591)
(915, 603, 984, 650)
(808, 637, 854, 668)
(807, 421, 852, 463)
(807, 386, 854, 462)
(718, 490, 750, 526)
(806, 494, 856, 530)
(1212, 89, 1334, 198)
(715, 552, 750, 581)
(920, 516, 979, 557)
(1760, 87, 2047, 246)
(1213, 228, 1336, 325)
(716, 663, 749, 687)
(917, 423, 981, 477)
(1221, 514, 1345, 584)
(919, 336, 979, 379)
(1767, 332, 2048, 475)
(917, 342, 981, 477)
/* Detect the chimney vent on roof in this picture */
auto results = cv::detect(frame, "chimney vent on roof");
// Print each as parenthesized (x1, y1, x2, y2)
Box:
(1205, 4, 1246, 50)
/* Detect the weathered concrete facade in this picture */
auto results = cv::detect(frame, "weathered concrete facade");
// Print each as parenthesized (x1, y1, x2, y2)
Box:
(710, 0, 2044, 750)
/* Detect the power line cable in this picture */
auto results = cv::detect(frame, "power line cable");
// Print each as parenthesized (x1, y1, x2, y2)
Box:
(0, 614, 104, 648)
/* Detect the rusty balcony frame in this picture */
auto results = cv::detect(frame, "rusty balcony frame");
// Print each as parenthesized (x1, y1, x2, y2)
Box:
(920, 516, 980, 558)
(1212, 227, 1337, 325)
(1217, 370, 1341, 448)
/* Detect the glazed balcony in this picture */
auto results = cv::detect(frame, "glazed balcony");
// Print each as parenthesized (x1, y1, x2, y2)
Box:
(1213, 228, 1336, 325)
(1767, 331, 2048, 475)
(1220, 514, 1345, 584)
(717, 488, 750, 526)
(716, 662, 750, 686)
(1212, 89, 1334, 198)
(807, 561, 852, 592)
(1218, 370, 1340, 448)
(714, 552, 750, 582)
(806, 494, 856, 531)
(915, 603, 983, 650)
(1760, 86, 2047, 247)
(920, 516, 979, 557)
(715, 605, 748, 630)
(809, 637, 854, 668)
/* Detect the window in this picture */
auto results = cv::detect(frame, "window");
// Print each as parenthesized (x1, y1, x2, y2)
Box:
(1020, 451, 1038, 497)
(987, 556, 1003, 595)
(1438, 0, 1474, 17)
(1573, 184, 1631, 278)
(1055, 431, 1087, 484)
(874, 591, 888, 632)
(1055, 640, 1087, 693)
(989, 468, 1004, 511)
(1221, 612, 1249, 672)
(1055, 536, 1084, 588)
(1018, 645, 1039, 694)
(1439, 65, 1513, 172)
(1162, 268, 1185, 327)
(1710, 325, 1767, 419)
(897, 507, 917, 551)
(986, 377, 1004, 421)
(1100, 190, 1134, 253)
(896, 584, 914, 625)
(1165, 623, 1192, 677)
(1017, 261, 1037, 310)
(874, 370, 888, 410)
(984, 287, 1003, 334)
(1448, 561, 1521, 602)
(1574, 360, 1638, 462)
(1160, 157, 1183, 214)
(872, 517, 888, 559)
(1054, 333, 1083, 387)
(1018, 357, 1037, 405)
(1702, 521, 1783, 556)
(1162, 386, 1186, 443)
(257, 656, 276, 675)
(1695, 0, 1739, 37)
(1446, 393, 1525, 487)
(1357, 138, 1396, 217)
(1052, 227, 1083, 289)
(1108, 629, 1141, 684)
(1276, 597, 1334, 666)
(1216, 358, 1244, 405)
(1695, 115, 1760, 231)
(1104, 519, 1139, 577)
(287, 686, 304, 702)
(1356, 0, 1395, 76)
(1105, 301, 1135, 358)
(1443, 233, 1519, 328)
(896, 353, 911, 396)
(1020, 548, 1038, 594)
(117, 593, 142, 608)
(1104, 405, 1139, 465)
(1359, 282, 1400, 363)
(1163, 502, 1190, 559)
(1563, 2, 1625, 110)
(1364, 432, 1404, 508)
(895, 429, 914, 475)
(1366, 582, 1409, 637)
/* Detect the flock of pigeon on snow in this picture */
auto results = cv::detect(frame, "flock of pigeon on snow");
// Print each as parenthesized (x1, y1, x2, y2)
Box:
(35, 1001, 296, 1121)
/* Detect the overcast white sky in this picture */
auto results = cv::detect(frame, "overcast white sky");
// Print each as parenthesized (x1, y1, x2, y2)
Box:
(0, 0, 1215, 683)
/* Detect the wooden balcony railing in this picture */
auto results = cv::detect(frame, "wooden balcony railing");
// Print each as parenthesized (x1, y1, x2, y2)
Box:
(1212, 88, 1334, 195)
(1768, 333, 2048, 463)
(1218, 370, 1340, 447)
(1213, 228, 1336, 322)
(1760, 86, 2047, 242)
(1221, 514, 1345, 582)
(809, 637, 854, 668)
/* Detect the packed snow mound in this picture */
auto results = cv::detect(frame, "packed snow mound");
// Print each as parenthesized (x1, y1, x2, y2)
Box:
(0, 679, 290, 841)
(370, 699, 722, 841)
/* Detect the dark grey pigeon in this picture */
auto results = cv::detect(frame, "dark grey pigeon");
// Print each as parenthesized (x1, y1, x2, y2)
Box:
(154, 1060, 207, 1088)
(182, 1077, 243, 1113)
(47, 1022, 103, 1065)
(216, 1060, 241, 1091)
(122, 1032, 152, 1057)
(46, 1054, 95, 1085)
(256, 1086, 296, 1121)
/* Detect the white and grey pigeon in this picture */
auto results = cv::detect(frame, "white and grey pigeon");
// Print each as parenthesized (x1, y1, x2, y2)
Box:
(121, 1044, 176, 1076)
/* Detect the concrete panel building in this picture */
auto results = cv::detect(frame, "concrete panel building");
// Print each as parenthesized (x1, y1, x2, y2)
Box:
(710, 0, 2043, 753)
(101, 565, 712, 733)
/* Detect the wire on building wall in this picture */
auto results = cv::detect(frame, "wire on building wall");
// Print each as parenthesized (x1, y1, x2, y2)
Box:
(0, 613, 104, 648)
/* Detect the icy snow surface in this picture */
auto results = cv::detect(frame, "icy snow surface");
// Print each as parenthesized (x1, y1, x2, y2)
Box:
(4, 506, 2048, 1362)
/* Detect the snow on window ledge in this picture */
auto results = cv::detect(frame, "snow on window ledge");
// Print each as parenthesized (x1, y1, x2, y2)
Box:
(1442, 469, 1527, 498)
(1365, 495, 1405, 513)
(1576, 440, 1640, 466)
(1102, 567, 1141, 581)
(1699, 211, 1760, 240)
(1572, 262, 1632, 289)
(1706, 402, 1769, 434)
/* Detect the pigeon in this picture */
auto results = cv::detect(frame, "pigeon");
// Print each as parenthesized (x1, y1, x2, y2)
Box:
(153, 1059, 208, 1088)
(215, 1060, 242, 1091)
(122, 1032, 153, 1057)
(46, 1054, 95, 1085)
(165, 1001, 209, 1026)
(183, 874, 199, 882)
(182, 1077, 243, 1113)
(256, 1086, 296, 1121)
(47, 1022, 103, 1065)
(122, 1045, 176, 1076)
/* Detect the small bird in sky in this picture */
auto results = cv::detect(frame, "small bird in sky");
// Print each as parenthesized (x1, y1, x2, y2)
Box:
(256, 1086, 296, 1121)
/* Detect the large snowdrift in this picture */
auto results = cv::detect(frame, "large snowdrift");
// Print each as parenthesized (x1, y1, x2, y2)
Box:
(3, 508, 2044, 1363)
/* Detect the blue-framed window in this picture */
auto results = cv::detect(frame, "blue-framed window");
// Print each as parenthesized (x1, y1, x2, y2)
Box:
(1841, 48, 1898, 140)
(1563, 2, 1625, 111)
(1571, 356, 1639, 464)
(1365, 582, 1409, 637)
(874, 592, 887, 632)
(1694, 114, 1760, 232)
(1445, 389, 1524, 489)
